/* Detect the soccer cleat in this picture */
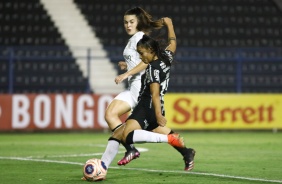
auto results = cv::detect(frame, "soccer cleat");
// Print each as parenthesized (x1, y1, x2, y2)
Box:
(117, 149, 140, 166)
(183, 148, 196, 171)
(168, 133, 185, 148)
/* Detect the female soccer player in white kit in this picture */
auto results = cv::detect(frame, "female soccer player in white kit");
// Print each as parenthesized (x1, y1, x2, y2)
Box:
(104, 7, 163, 165)
(104, 7, 195, 169)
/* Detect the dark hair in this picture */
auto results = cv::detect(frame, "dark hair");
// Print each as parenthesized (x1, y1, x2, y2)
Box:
(124, 7, 163, 33)
(137, 35, 172, 66)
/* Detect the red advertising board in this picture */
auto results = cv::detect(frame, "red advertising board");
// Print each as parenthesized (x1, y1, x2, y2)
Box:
(0, 94, 124, 131)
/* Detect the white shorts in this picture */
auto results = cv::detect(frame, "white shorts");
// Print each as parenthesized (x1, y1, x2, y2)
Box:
(114, 80, 141, 109)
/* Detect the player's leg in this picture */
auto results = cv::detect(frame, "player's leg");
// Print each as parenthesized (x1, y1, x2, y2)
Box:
(84, 126, 123, 180)
(105, 99, 130, 130)
(100, 123, 125, 168)
(104, 98, 140, 165)
(122, 119, 185, 148)
(152, 126, 196, 171)
(82, 126, 123, 181)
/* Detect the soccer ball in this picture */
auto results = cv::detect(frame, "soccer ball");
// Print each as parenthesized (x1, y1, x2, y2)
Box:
(83, 158, 107, 181)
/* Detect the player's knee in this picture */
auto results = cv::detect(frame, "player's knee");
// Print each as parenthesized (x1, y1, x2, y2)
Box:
(104, 109, 113, 122)
(104, 110, 119, 129)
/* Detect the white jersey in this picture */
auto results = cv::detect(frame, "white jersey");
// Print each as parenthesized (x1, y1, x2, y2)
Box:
(123, 31, 145, 83)
(114, 31, 144, 109)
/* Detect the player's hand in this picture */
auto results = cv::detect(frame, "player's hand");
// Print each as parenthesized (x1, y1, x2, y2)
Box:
(156, 114, 167, 127)
(115, 73, 129, 84)
(118, 61, 127, 70)
(162, 17, 172, 26)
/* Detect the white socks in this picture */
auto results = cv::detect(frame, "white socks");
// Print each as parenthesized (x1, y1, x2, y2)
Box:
(101, 139, 119, 168)
(132, 130, 168, 143)
(101, 130, 169, 168)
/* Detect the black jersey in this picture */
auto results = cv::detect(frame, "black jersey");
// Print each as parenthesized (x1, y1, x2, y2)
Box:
(128, 50, 173, 130)
(138, 50, 173, 113)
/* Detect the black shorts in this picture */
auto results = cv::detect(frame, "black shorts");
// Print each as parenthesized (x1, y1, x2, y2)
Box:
(127, 98, 160, 131)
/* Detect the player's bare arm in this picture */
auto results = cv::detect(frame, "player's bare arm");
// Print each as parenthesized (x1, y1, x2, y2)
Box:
(115, 61, 148, 84)
(163, 17, 176, 54)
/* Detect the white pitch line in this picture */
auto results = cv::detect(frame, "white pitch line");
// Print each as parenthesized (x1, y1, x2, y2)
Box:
(0, 156, 281, 183)
(27, 151, 124, 158)
(24, 148, 149, 159)
(111, 167, 282, 183)
(0, 156, 82, 165)
(27, 152, 107, 158)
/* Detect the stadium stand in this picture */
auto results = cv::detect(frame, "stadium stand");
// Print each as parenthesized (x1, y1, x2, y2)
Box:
(0, 0, 89, 93)
(1, 0, 281, 93)
(74, 0, 282, 93)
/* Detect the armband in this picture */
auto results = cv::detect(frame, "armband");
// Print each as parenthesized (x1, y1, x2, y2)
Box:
(168, 37, 176, 41)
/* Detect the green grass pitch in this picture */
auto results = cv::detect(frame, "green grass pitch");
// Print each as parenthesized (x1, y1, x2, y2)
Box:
(0, 131, 281, 184)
